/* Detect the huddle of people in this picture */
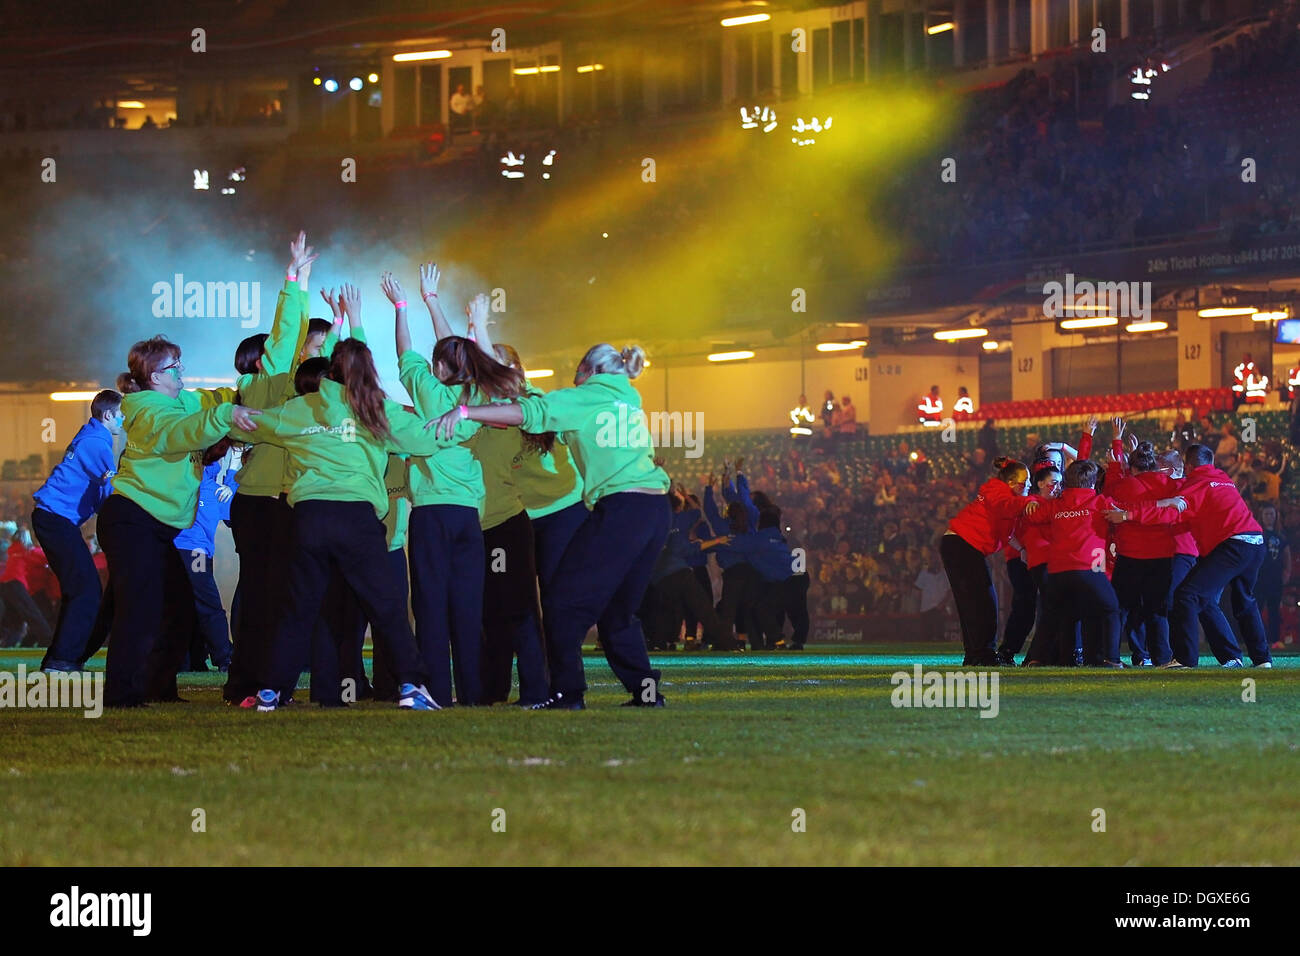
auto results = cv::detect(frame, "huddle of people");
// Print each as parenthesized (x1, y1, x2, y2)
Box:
(942, 416, 1276, 669)
(639, 462, 810, 652)
(32, 231, 677, 711)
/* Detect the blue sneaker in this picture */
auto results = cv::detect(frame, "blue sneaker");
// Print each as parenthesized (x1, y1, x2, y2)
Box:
(397, 683, 441, 710)
(1221, 658, 1245, 669)
(41, 659, 80, 672)
(1138, 658, 1153, 667)
(255, 689, 280, 712)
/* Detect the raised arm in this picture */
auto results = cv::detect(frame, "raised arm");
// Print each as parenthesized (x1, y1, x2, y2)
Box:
(319, 287, 345, 357)
(419, 262, 457, 342)
(382, 272, 413, 357)
(339, 282, 363, 337)
(264, 231, 317, 376)
(465, 291, 496, 358)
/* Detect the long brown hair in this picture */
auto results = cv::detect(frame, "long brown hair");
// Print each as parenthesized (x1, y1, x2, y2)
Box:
(328, 339, 392, 443)
(432, 336, 524, 403)
(117, 335, 180, 394)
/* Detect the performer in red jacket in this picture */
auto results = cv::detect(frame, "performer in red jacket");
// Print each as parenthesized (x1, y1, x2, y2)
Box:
(941, 457, 1031, 666)
(1028, 460, 1182, 666)
(1160, 444, 1272, 668)
(1016, 463, 1065, 665)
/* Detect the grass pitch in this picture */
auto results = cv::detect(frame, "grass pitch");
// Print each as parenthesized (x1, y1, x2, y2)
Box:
(2, 645, 1298, 866)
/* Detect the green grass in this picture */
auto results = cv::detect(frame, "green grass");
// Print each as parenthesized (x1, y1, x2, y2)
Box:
(2, 645, 1298, 865)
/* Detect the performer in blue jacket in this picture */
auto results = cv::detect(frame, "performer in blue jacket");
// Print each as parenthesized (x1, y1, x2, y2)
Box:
(32, 390, 122, 671)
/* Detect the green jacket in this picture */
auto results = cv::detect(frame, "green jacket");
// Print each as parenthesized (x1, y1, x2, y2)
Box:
(382, 454, 411, 551)
(114, 387, 237, 528)
(398, 350, 486, 514)
(468, 417, 525, 531)
(229, 378, 465, 520)
(516, 386, 583, 518)
(234, 279, 309, 498)
(517, 374, 669, 508)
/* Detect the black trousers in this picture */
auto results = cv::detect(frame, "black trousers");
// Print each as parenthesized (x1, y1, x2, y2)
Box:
(32, 507, 100, 666)
(939, 534, 999, 666)
(0, 580, 53, 648)
(1172, 539, 1270, 666)
(1042, 570, 1122, 665)
(224, 493, 294, 703)
(262, 500, 428, 696)
(1024, 564, 1058, 663)
(98, 494, 198, 707)
(999, 556, 1037, 658)
(1112, 555, 1173, 665)
(78, 581, 114, 665)
(542, 492, 670, 699)
(313, 564, 373, 704)
(1258, 584, 1283, 648)
(481, 510, 549, 706)
(650, 568, 733, 649)
(683, 564, 714, 635)
(717, 562, 761, 643)
(409, 504, 485, 706)
(183, 558, 233, 669)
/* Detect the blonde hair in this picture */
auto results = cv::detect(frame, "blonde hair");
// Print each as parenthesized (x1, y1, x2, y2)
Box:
(578, 343, 646, 380)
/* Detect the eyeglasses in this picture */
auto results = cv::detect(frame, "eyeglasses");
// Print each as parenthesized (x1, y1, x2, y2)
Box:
(158, 361, 184, 375)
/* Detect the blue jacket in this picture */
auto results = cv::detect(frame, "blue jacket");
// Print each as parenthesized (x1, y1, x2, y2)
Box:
(721, 473, 760, 530)
(703, 485, 750, 570)
(675, 507, 709, 568)
(715, 526, 793, 583)
(174, 462, 235, 559)
(34, 420, 117, 526)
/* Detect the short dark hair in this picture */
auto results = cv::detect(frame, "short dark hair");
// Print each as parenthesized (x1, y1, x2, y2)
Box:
(234, 334, 269, 376)
(1185, 444, 1214, 468)
(307, 318, 333, 338)
(294, 357, 331, 395)
(90, 389, 122, 419)
(1065, 459, 1100, 489)
(758, 505, 782, 529)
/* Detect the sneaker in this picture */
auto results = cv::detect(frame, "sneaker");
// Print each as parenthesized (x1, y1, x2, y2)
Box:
(528, 692, 585, 711)
(1221, 658, 1245, 669)
(397, 683, 441, 711)
(1023, 659, 1047, 667)
(236, 695, 258, 709)
(621, 694, 667, 708)
(41, 659, 80, 672)
(995, 652, 1017, 666)
(1101, 660, 1126, 668)
(1159, 661, 1188, 669)
(1254, 661, 1273, 669)
(1138, 658, 1153, 667)
(254, 689, 280, 712)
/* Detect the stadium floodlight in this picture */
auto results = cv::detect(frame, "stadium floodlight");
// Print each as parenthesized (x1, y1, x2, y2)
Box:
(117, 100, 145, 109)
(982, 340, 999, 350)
(721, 14, 771, 27)
(393, 50, 452, 62)
(816, 341, 868, 352)
(514, 67, 540, 75)
(524, 369, 554, 379)
(933, 328, 988, 341)
(1252, 311, 1289, 321)
(323, 79, 339, 92)
(1125, 321, 1168, 333)
(49, 391, 100, 402)
(708, 350, 755, 362)
(368, 73, 379, 83)
(313, 77, 322, 86)
(1060, 316, 1119, 329)
(1197, 306, 1256, 317)
(927, 22, 955, 35)
(349, 77, 363, 91)
(576, 64, 605, 73)
(789, 426, 813, 436)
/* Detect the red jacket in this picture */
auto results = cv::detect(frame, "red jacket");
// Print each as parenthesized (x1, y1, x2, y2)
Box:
(0, 541, 58, 598)
(1146, 473, 1198, 556)
(1176, 465, 1262, 555)
(1026, 488, 1119, 574)
(1107, 471, 1177, 559)
(948, 479, 1029, 556)
(1012, 494, 1055, 569)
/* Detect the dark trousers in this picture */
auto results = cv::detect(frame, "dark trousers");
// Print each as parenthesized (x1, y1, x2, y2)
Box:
(1043, 570, 1122, 664)
(481, 510, 549, 705)
(542, 492, 670, 699)
(717, 562, 761, 643)
(32, 507, 99, 666)
(224, 493, 293, 703)
(313, 565, 373, 704)
(650, 568, 733, 649)
(1171, 538, 1270, 666)
(532, 501, 589, 594)
(1113, 554, 1174, 665)
(79, 582, 114, 664)
(940, 534, 998, 665)
(1024, 564, 1058, 663)
(371, 548, 407, 701)
(262, 500, 428, 697)
(182, 557, 232, 669)
(98, 494, 198, 707)
(1000, 556, 1037, 658)
(410, 504, 485, 706)
(683, 564, 714, 636)
(1259, 585, 1283, 648)
(0, 580, 53, 648)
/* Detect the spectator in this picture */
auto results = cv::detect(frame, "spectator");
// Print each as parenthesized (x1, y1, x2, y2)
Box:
(1215, 421, 1239, 469)
(978, 418, 999, 461)
(836, 395, 858, 436)
(915, 551, 951, 641)
(449, 84, 472, 133)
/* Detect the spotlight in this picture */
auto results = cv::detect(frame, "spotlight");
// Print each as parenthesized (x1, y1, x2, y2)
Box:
(349, 77, 363, 91)
(367, 73, 379, 83)
(323, 79, 339, 93)
(313, 77, 322, 86)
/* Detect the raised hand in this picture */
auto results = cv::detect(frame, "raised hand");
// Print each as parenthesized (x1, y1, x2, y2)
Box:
(320, 287, 343, 321)
(380, 272, 407, 306)
(1112, 416, 1125, 438)
(339, 283, 361, 322)
(1085, 415, 1099, 435)
(466, 291, 491, 326)
(288, 230, 318, 275)
(419, 263, 441, 301)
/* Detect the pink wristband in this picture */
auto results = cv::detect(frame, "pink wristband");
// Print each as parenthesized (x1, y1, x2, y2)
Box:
(423, 291, 438, 300)
(393, 300, 407, 309)
(458, 404, 469, 419)
(286, 272, 297, 282)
